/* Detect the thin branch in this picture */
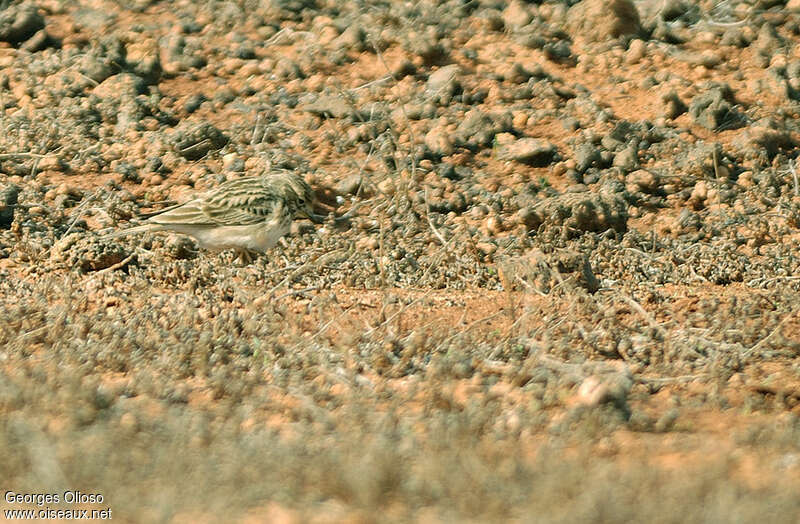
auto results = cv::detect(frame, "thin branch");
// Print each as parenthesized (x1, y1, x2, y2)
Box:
(62, 188, 102, 238)
(97, 252, 135, 274)
(424, 186, 448, 246)
(274, 286, 319, 301)
(743, 310, 796, 358)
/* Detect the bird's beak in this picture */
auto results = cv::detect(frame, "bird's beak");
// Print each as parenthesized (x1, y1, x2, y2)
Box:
(297, 208, 325, 224)
(308, 212, 326, 224)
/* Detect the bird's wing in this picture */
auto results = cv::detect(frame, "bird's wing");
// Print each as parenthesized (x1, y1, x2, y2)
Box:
(203, 190, 280, 225)
(148, 193, 278, 226)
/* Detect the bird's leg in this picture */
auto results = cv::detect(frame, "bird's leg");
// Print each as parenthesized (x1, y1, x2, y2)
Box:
(236, 249, 255, 265)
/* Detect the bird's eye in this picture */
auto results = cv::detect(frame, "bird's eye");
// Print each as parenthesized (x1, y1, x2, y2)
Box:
(299, 199, 305, 205)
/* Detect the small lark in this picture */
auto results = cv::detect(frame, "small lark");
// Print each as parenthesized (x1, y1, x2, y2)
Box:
(107, 172, 315, 262)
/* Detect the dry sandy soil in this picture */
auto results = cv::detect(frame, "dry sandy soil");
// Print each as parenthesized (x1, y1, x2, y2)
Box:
(1, 0, 800, 522)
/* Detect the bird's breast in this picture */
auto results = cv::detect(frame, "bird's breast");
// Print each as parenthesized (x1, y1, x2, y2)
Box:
(251, 218, 291, 252)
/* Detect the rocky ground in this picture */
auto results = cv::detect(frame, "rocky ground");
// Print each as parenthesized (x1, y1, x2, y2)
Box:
(1, 0, 800, 521)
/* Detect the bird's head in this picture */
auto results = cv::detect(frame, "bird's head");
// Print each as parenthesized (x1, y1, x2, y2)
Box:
(282, 173, 315, 220)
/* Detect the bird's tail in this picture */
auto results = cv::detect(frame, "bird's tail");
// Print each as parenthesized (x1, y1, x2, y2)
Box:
(101, 224, 159, 241)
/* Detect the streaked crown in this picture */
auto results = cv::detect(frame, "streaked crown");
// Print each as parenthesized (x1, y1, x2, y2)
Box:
(270, 172, 315, 219)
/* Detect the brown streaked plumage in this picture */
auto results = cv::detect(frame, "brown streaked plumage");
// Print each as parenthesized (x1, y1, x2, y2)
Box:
(106, 172, 315, 262)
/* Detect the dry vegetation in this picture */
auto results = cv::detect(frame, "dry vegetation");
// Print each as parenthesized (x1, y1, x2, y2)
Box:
(1, 0, 800, 521)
